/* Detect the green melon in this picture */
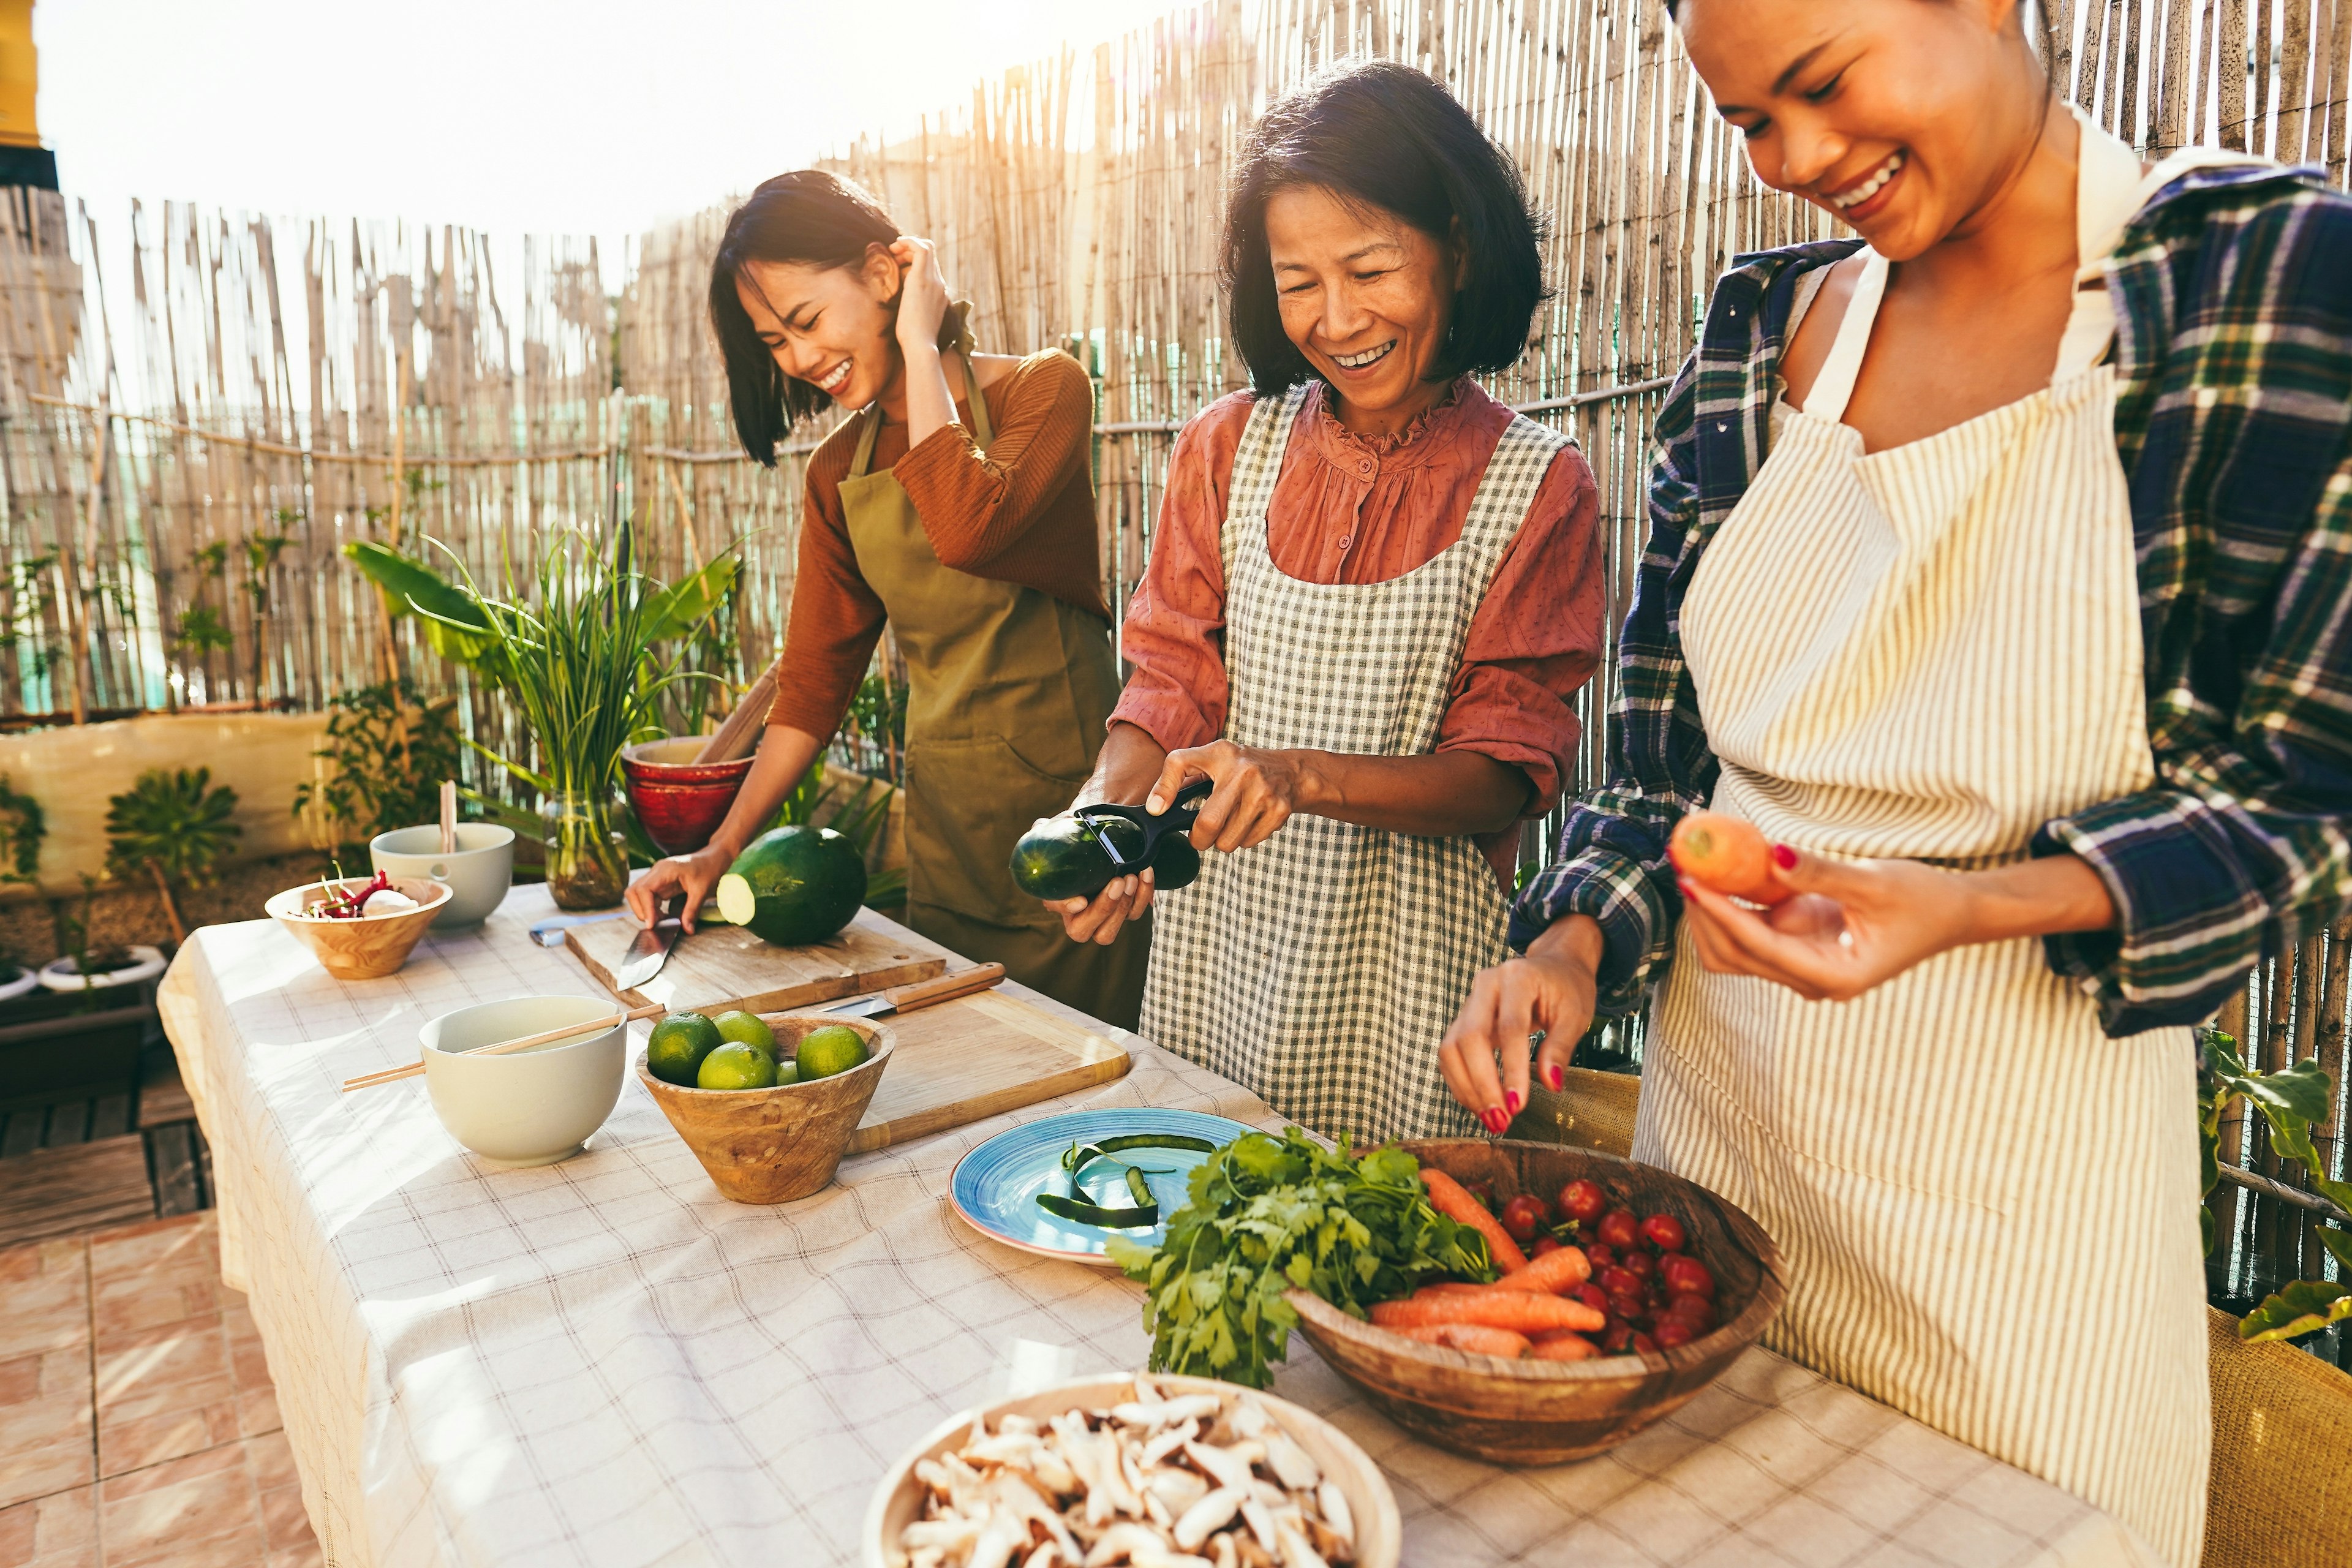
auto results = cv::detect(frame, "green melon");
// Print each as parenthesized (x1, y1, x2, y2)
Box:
(715, 826, 868, 946)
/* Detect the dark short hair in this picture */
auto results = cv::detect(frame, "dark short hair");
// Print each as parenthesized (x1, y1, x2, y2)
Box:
(707, 170, 899, 466)
(1221, 60, 1545, 394)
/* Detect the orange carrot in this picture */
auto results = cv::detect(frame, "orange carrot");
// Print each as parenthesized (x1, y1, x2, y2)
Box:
(1370, 1292, 1605, 1334)
(1530, 1332, 1597, 1362)
(1398, 1323, 1532, 1359)
(1494, 1245, 1592, 1295)
(1414, 1281, 1494, 1299)
(1668, 812, 1793, 906)
(1422, 1169, 1529, 1272)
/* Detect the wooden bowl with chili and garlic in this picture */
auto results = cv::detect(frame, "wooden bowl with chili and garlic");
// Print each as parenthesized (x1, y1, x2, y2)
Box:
(1286, 1139, 1787, 1466)
(266, 875, 451, 981)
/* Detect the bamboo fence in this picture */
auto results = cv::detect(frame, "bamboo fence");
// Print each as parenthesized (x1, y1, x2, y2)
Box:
(2, 0, 2348, 1346)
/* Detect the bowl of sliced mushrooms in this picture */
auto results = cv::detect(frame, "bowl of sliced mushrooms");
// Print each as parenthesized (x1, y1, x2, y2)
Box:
(864, 1372, 1400, 1568)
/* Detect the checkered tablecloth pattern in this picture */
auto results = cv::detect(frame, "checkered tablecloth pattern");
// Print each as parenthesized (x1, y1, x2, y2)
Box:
(155, 886, 2161, 1567)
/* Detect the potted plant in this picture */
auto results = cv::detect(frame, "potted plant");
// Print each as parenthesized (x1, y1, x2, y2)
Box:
(0, 875, 157, 1112)
(100, 766, 241, 949)
(0, 773, 44, 1002)
(348, 527, 734, 908)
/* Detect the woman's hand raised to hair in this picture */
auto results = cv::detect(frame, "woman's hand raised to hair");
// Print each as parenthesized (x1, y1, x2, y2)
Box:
(1675, 845, 2117, 1001)
(889, 236, 952, 354)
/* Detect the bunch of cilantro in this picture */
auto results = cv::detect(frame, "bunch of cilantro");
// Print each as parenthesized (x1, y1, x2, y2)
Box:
(1105, 1127, 1495, 1389)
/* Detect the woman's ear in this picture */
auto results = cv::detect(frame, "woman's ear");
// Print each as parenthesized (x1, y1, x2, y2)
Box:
(863, 242, 902, 303)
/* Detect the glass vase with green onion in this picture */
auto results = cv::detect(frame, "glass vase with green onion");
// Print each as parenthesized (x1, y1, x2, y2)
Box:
(394, 526, 734, 910)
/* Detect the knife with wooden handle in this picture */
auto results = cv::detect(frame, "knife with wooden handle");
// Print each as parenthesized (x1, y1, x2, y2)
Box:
(823, 963, 1006, 1020)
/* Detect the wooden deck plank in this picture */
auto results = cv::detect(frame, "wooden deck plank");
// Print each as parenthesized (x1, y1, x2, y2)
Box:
(89, 1093, 130, 1140)
(137, 1050, 194, 1127)
(0, 1135, 154, 1248)
(0, 1110, 41, 1159)
(148, 1123, 203, 1218)
(43, 1101, 86, 1147)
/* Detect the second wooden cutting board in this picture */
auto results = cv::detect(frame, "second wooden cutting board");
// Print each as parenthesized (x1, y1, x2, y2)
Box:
(760, 988, 1133, 1155)
(568, 907, 952, 1013)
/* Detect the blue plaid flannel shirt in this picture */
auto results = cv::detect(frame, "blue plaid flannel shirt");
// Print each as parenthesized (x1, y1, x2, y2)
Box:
(1510, 162, 2352, 1036)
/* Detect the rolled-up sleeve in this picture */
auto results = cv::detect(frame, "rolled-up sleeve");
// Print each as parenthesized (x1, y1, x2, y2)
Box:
(2034, 456, 2352, 1033)
(1109, 402, 1246, 752)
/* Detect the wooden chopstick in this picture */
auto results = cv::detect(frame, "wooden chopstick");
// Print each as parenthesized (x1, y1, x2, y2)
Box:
(339, 1000, 670, 1093)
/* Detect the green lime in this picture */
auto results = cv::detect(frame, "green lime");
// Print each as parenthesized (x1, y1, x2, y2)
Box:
(774, 1058, 800, 1086)
(710, 1011, 777, 1054)
(794, 1024, 870, 1080)
(646, 1012, 725, 1085)
(696, 1041, 779, 1091)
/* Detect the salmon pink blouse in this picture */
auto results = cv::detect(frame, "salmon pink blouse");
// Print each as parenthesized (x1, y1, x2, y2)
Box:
(1110, 377, 1607, 880)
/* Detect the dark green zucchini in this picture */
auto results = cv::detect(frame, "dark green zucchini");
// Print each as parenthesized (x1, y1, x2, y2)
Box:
(1011, 813, 1205, 900)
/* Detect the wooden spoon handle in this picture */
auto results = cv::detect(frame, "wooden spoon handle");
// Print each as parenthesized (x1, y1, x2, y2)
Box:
(693, 668, 777, 764)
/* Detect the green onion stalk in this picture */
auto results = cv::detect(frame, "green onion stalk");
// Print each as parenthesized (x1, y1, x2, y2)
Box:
(419, 526, 716, 910)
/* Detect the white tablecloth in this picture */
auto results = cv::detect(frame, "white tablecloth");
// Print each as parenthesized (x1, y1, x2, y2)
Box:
(157, 886, 2160, 1567)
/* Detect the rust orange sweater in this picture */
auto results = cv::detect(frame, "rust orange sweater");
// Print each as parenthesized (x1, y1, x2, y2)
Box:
(766, 348, 1108, 736)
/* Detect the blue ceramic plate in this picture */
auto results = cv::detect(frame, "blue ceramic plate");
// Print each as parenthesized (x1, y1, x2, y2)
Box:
(949, 1108, 1257, 1266)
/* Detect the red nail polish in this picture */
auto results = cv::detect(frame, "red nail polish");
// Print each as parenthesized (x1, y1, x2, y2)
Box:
(1505, 1090, 1522, 1115)
(1546, 1063, 1564, 1091)
(1486, 1107, 1508, 1134)
(1771, 843, 1797, 869)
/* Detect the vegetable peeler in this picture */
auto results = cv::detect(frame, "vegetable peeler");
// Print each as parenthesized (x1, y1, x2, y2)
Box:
(1072, 777, 1213, 873)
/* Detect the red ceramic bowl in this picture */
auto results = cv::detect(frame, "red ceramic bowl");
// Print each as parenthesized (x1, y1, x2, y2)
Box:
(620, 737, 755, 855)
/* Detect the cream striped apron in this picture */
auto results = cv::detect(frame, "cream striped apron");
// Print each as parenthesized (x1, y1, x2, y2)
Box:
(1645, 120, 2248, 1568)
(1142, 384, 1572, 1145)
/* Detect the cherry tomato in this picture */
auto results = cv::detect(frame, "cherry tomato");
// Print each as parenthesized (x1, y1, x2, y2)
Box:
(1620, 1250, 1657, 1282)
(1665, 1292, 1717, 1332)
(1570, 1283, 1610, 1314)
(1661, 1256, 1716, 1300)
(1607, 1291, 1648, 1324)
(1596, 1209, 1641, 1251)
(1557, 1178, 1609, 1225)
(1582, 1243, 1615, 1270)
(1640, 1213, 1687, 1254)
(1653, 1319, 1695, 1349)
(1596, 1265, 1642, 1297)
(1532, 1235, 1564, 1259)
(1600, 1321, 1636, 1354)
(1499, 1194, 1551, 1245)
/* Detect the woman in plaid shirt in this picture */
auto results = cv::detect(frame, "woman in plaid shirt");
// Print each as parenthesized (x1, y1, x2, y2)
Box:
(1439, 0, 2351, 1560)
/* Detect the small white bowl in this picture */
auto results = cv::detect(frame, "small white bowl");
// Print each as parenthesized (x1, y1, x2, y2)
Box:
(419, 995, 627, 1167)
(370, 823, 516, 929)
(37, 944, 168, 993)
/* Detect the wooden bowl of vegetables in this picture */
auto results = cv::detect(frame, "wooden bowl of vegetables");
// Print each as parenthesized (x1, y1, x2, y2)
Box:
(1286, 1139, 1785, 1465)
(266, 874, 451, 980)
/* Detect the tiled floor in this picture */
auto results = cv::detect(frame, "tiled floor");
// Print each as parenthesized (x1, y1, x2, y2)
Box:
(0, 1213, 319, 1568)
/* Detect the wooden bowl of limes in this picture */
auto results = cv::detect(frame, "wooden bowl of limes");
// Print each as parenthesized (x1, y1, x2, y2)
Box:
(636, 1011, 894, 1203)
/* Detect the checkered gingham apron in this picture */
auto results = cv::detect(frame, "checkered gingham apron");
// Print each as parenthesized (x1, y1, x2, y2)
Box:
(1140, 383, 1571, 1147)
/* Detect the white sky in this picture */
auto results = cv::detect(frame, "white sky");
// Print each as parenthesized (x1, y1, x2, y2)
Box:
(38, 0, 1180, 272)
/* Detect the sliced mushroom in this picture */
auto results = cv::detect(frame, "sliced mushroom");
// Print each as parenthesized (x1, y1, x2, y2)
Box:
(971, 1517, 1029, 1568)
(1273, 1521, 1331, 1568)
(1172, 1485, 1245, 1550)
(1183, 1441, 1254, 1494)
(1020, 1544, 1061, 1568)
(1259, 1432, 1319, 1493)
(1140, 1417, 1199, 1468)
(1144, 1464, 1210, 1513)
(1313, 1482, 1352, 1548)
(1238, 1497, 1280, 1555)
(1085, 1523, 1175, 1566)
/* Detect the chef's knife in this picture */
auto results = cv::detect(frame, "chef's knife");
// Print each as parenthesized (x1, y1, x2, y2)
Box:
(824, 963, 1007, 1020)
(611, 897, 683, 992)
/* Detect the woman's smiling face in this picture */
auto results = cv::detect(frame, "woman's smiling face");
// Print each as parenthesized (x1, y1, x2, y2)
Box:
(733, 248, 900, 409)
(1265, 184, 1464, 421)
(1679, 0, 2038, 259)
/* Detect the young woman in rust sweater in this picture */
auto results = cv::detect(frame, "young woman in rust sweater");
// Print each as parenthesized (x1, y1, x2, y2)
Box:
(625, 171, 1144, 1027)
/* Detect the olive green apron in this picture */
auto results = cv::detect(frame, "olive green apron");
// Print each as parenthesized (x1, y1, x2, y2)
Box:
(837, 351, 1148, 1028)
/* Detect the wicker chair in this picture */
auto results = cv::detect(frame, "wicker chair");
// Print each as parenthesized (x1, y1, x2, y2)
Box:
(1512, 1066, 2352, 1565)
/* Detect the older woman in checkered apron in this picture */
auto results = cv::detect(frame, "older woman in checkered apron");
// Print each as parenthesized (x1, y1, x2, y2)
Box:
(1037, 61, 1608, 1147)
(1442, 2, 2352, 1563)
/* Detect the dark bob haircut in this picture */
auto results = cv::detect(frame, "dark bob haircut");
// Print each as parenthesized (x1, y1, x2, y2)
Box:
(708, 170, 901, 466)
(1221, 60, 1545, 395)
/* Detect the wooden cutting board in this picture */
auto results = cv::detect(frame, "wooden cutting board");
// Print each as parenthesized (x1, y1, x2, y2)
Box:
(798, 989, 1132, 1155)
(567, 907, 951, 1013)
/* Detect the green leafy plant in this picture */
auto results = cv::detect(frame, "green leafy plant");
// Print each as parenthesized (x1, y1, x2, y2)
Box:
(0, 774, 44, 891)
(840, 669, 908, 782)
(1109, 1128, 1494, 1388)
(2198, 1027, 2352, 1343)
(49, 872, 128, 997)
(294, 678, 463, 850)
(364, 527, 730, 907)
(105, 767, 241, 946)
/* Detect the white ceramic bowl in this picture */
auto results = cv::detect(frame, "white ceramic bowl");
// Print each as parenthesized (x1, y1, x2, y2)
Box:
(863, 1373, 1401, 1568)
(370, 823, 516, 929)
(419, 995, 627, 1167)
